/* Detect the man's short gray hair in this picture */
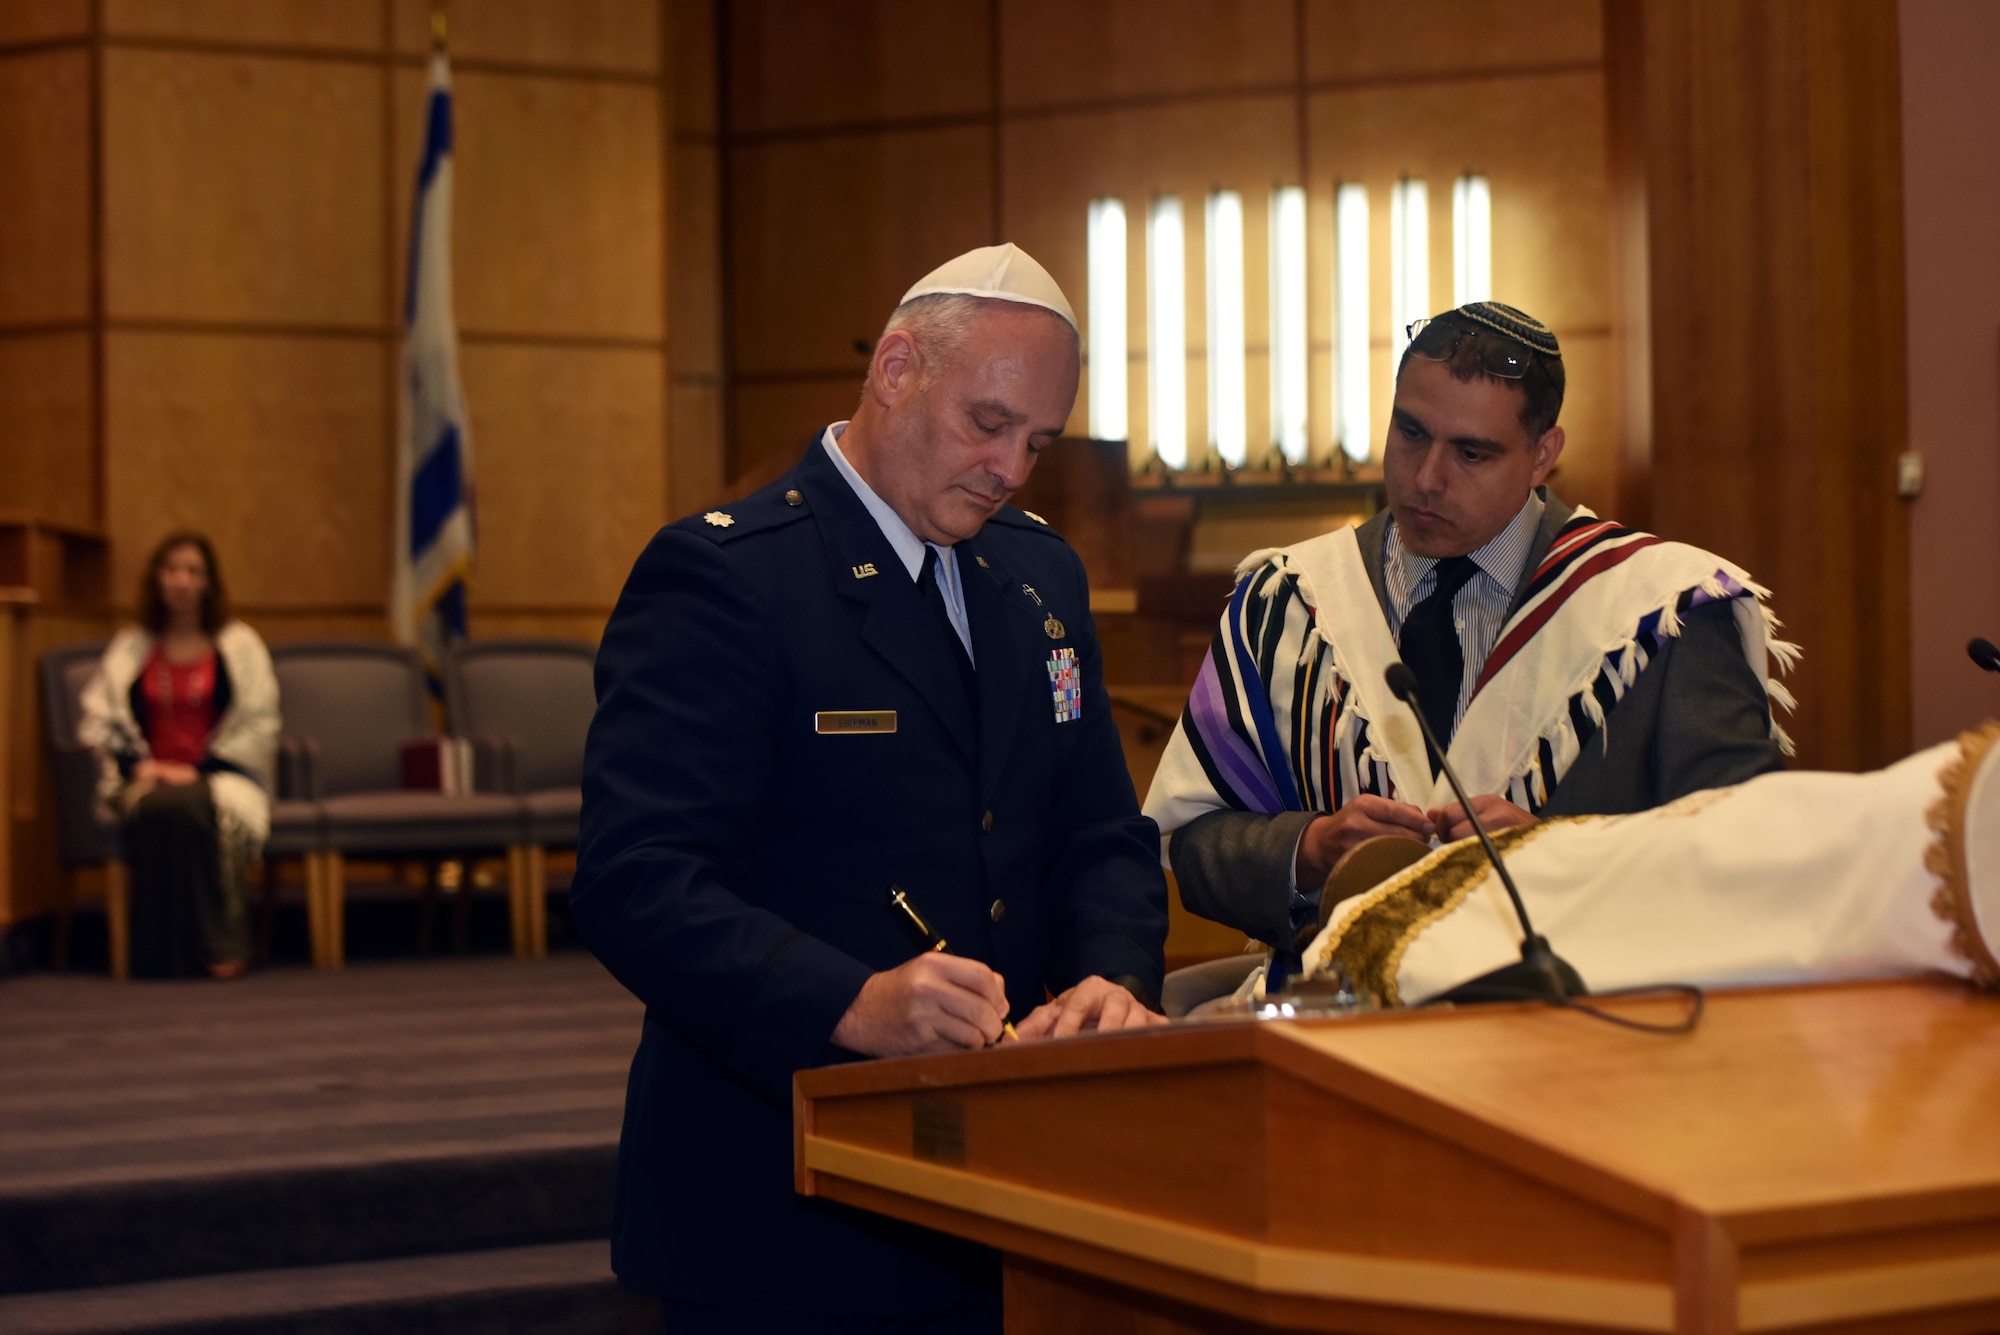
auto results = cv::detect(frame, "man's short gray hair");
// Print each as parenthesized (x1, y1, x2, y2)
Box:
(866, 292, 1078, 395)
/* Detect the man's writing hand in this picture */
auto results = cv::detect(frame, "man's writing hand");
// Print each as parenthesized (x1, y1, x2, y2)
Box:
(830, 953, 1009, 1057)
(1294, 797, 1433, 887)
(1426, 794, 1537, 842)
(1014, 975, 1167, 1040)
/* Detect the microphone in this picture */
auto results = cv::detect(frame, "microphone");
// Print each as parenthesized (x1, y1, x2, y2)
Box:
(1970, 639, 2000, 674)
(1383, 663, 1585, 1003)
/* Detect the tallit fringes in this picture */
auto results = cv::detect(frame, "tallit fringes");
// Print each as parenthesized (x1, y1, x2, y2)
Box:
(1766, 635, 1804, 679)
(1922, 722, 2000, 989)
(1766, 677, 1798, 714)
(1235, 546, 1289, 581)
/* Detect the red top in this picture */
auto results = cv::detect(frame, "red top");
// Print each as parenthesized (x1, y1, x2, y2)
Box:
(141, 646, 218, 767)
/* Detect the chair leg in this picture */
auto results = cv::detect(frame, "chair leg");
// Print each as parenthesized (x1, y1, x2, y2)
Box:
(254, 858, 277, 966)
(527, 845, 548, 960)
(105, 861, 130, 981)
(312, 852, 345, 970)
(418, 861, 439, 955)
(54, 868, 77, 971)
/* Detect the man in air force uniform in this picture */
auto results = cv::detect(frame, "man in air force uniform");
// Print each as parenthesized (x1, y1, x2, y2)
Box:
(572, 244, 1169, 1332)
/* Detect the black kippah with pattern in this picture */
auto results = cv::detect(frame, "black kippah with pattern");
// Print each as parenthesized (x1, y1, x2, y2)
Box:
(1452, 301, 1561, 359)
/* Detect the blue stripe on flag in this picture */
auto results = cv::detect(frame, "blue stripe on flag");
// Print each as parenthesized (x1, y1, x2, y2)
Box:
(409, 425, 463, 557)
(436, 580, 467, 637)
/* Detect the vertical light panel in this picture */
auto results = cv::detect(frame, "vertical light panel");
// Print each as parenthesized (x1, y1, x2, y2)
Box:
(1268, 185, 1308, 465)
(1390, 177, 1429, 364)
(1334, 182, 1370, 462)
(1147, 195, 1187, 469)
(1453, 173, 1491, 306)
(1086, 198, 1128, 441)
(1205, 190, 1247, 467)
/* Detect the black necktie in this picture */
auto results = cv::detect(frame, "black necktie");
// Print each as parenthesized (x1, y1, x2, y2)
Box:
(919, 547, 977, 702)
(1398, 555, 1480, 775)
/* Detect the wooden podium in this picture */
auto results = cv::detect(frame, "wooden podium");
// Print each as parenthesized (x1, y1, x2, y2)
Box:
(795, 978, 2000, 1334)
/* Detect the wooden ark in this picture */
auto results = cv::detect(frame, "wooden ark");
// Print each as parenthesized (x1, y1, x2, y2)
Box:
(796, 978, 2000, 1334)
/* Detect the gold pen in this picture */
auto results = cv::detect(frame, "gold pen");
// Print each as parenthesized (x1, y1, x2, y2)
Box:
(888, 885, 1020, 1043)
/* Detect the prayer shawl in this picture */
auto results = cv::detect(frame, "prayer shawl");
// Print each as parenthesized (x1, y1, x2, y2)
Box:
(1144, 509, 1798, 841)
(79, 621, 280, 848)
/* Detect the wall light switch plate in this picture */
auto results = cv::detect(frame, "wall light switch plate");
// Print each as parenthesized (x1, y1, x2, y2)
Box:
(1897, 451, 1924, 499)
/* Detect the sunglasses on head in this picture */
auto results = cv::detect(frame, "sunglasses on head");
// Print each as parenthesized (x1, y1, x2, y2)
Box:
(1404, 317, 1558, 381)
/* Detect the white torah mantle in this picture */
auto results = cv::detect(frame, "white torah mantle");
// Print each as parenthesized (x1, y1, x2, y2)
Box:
(1300, 725, 2000, 1005)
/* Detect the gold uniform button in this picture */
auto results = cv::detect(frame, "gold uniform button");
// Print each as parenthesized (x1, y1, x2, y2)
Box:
(989, 899, 1006, 923)
(784, 488, 804, 506)
(981, 810, 994, 832)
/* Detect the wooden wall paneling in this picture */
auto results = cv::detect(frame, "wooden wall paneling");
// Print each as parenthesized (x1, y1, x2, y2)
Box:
(1546, 333, 1616, 519)
(101, 0, 386, 53)
(0, 50, 92, 327)
(729, 0, 988, 134)
(671, 0, 716, 135)
(101, 48, 385, 327)
(103, 331, 389, 611)
(390, 0, 661, 76)
(999, 0, 1295, 111)
(0, 1, 88, 49)
(1303, 0, 1603, 84)
(0, 334, 95, 527)
(1001, 96, 1300, 458)
(393, 68, 664, 341)
(731, 378, 854, 479)
(673, 142, 722, 378)
(1305, 70, 1613, 504)
(464, 609, 612, 646)
(727, 125, 993, 377)
(1603, 0, 1651, 527)
(670, 381, 724, 516)
(457, 343, 666, 611)
(1632, 0, 1909, 771)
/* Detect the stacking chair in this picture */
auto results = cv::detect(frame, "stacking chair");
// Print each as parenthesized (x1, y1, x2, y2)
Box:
(40, 642, 129, 978)
(270, 642, 529, 968)
(445, 639, 595, 959)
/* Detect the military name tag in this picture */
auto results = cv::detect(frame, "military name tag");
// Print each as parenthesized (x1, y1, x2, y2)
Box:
(815, 710, 897, 734)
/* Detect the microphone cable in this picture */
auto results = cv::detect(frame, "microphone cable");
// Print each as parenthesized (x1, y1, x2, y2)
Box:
(1422, 980, 1705, 1036)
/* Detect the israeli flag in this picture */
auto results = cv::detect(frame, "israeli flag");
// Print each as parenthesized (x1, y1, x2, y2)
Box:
(390, 49, 472, 693)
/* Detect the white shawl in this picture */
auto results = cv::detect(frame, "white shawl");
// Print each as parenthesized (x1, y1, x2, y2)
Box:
(78, 621, 280, 846)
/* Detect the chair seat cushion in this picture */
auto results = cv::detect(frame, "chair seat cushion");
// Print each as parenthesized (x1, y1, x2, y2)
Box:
(524, 786, 581, 846)
(321, 790, 525, 855)
(263, 800, 323, 856)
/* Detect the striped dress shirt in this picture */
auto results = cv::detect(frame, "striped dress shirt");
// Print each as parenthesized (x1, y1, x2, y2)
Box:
(1382, 494, 1544, 734)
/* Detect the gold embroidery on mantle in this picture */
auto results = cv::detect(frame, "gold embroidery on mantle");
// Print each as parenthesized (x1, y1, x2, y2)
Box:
(1318, 822, 1564, 1006)
(1923, 722, 2000, 990)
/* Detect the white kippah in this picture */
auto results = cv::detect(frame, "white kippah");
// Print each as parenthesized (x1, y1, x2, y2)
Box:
(899, 242, 1076, 330)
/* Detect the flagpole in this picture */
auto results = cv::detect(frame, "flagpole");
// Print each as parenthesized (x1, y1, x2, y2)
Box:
(431, 6, 447, 50)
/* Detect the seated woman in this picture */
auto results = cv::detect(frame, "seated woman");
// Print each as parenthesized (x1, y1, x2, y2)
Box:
(80, 534, 278, 978)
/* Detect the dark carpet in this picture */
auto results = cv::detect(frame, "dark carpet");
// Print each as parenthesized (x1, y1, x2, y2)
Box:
(0, 954, 652, 1334)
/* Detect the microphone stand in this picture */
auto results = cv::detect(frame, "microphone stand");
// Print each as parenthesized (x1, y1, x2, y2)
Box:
(1384, 663, 1585, 1003)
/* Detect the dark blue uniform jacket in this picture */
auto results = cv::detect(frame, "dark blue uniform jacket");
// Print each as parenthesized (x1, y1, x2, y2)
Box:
(571, 436, 1169, 1314)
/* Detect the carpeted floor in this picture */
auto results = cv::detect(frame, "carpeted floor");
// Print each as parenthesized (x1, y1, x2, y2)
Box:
(0, 954, 650, 1333)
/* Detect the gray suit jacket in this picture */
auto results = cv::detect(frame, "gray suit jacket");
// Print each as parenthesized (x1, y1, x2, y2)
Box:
(1170, 491, 1784, 944)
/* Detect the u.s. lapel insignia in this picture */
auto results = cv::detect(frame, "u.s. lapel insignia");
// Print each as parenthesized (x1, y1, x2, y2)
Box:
(703, 511, 735, 528)
(851, 562, 879, 579)
(1043, 613, 1065, 640)
(1047, 647, 1080, 723)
